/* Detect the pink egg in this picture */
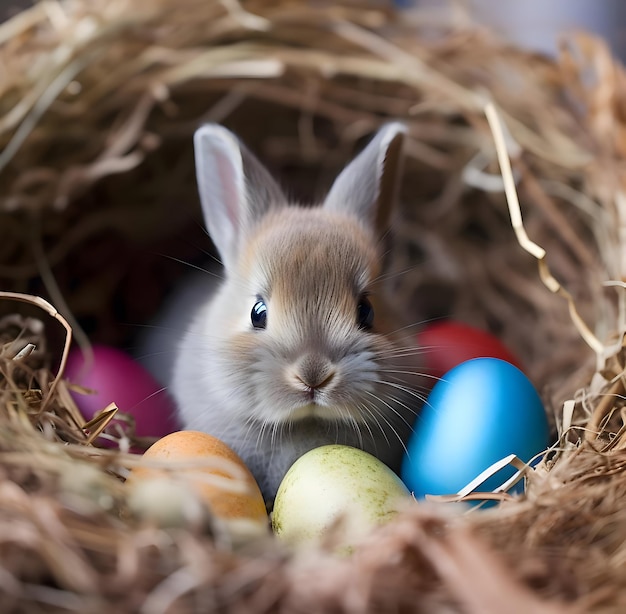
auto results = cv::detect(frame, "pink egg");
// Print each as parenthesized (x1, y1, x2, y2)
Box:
(64, 345, 180, 440)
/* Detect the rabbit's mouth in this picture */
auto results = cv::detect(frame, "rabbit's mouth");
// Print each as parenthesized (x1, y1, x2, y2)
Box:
(284, 399, 337, 421)
(283, 357, 347, 419)
(283, 397, 368, 424)
(286, 402, 321, 421)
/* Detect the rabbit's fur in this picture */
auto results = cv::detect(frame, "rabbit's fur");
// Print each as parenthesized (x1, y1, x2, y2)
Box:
(147, 124, 424, 501)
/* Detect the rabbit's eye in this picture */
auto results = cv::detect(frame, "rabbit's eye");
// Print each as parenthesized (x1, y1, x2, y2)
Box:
(251, 298, 268, 329)
(357, 295, 374, 331)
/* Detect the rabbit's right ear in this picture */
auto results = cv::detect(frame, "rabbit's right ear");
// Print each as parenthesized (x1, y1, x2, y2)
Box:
(194, 124, 287, 270)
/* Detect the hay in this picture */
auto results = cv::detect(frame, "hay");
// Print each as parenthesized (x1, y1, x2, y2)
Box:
(1, 0, 626, 611)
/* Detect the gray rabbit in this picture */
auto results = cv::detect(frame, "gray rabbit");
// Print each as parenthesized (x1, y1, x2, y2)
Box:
(144, 123, 423, 502)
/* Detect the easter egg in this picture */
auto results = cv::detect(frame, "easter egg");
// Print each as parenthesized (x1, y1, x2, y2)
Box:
(418, 321, 521, 380)
(401, 358, 549, 501)
(127, 431, 268, 539)
(64, 345, 179, 439)
(272, 445, 410, 550)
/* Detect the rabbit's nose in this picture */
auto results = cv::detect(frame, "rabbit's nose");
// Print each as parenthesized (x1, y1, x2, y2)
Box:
(292, 354, 337, 393)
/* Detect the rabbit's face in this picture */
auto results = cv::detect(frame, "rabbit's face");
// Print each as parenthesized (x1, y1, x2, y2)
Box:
(216, 206, 413, 433)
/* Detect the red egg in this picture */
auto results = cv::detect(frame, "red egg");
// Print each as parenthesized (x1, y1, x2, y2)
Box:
(417, 321, 521, 380)
(64, 345, 180, 441)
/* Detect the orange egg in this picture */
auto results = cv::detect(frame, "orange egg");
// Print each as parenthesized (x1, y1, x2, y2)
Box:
(127, 431, 268, 537)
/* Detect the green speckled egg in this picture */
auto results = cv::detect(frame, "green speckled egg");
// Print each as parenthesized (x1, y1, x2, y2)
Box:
(272, 444, 410, 550)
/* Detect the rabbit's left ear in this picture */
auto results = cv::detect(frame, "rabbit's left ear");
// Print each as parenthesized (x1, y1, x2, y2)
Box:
(323, 123, 407, 235)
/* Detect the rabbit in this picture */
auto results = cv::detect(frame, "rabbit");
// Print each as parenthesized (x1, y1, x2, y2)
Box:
(156, 122, 424, 503)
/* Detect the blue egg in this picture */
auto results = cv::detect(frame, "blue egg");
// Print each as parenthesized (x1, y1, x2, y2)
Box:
(401, 358, 550, 501)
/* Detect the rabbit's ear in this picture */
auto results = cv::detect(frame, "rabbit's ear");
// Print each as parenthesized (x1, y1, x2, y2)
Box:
(194, 124, 286, 270)
(323, 123, 406, 235)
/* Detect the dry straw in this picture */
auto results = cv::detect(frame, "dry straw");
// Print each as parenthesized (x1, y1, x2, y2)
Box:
(1, 0, 626, 611)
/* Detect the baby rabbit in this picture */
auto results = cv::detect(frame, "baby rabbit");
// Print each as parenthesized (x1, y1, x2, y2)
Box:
(165, 123, 423, 502)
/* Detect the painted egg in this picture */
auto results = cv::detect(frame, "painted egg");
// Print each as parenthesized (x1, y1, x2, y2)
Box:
(64, 344, 179, 440)
(418, 321, 521, 380)
(401, 358, 549, 501)
(272, 445, 410, 550)
(127, 431, 268, 539)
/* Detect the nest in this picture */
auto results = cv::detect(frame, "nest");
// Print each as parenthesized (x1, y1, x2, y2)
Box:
(2, 0, 626, 611)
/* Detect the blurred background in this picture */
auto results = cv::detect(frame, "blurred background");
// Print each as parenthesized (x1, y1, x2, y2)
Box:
(4, 0, 626, 59)
(416, 0, 626, 59)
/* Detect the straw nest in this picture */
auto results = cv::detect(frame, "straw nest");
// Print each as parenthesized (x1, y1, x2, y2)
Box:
(1, 0, 626, 611)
